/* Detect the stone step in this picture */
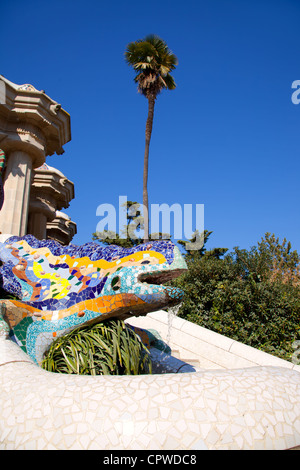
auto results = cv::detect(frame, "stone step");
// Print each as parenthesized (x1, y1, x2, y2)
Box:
(181, 358, 202, 370)
(149, 347, 202, 374)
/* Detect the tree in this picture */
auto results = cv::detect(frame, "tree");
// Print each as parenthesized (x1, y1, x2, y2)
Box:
(125, 34, 178, 242)
(92, 200, 143, 248)
(171, 232, 300, 362)
(92, 199, 171, 248)
(257, 232, 300, 285)
(178, 230, 228, 261)
(227, 233, 300, 286)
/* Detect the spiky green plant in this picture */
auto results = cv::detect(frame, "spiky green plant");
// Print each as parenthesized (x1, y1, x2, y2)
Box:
(42, 320, 152, 375)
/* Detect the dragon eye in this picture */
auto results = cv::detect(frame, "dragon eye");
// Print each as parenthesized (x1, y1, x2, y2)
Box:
(141, 260, 150, 265)
(111, 276, 121, 291)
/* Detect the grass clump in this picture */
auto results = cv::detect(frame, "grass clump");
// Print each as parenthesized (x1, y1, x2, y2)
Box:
(42, 320, 152, 376)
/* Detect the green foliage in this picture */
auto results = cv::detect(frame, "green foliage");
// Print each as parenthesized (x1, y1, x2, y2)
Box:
(257, 232, 300, 284)
(42, 320, 152, 376)
(92, 200, 143, 248)
(227, 233, 300, 285)
(178, 230, 228, 261)
(172, 233, 300, 362)
(92, 199, 171, 248)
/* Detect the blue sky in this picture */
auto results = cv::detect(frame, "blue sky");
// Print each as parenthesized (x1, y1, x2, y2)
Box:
(1, 0, 300, 254)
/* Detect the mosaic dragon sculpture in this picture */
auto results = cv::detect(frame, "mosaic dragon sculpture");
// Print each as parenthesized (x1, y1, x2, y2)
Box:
(0, 235, 187, 365)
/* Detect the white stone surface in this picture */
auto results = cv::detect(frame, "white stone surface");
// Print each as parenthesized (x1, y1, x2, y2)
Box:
(0, 312, 300, 450)
(128, 310, 300, 372)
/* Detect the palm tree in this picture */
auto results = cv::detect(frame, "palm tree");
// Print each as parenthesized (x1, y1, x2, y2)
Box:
(125, 34, 178, 242)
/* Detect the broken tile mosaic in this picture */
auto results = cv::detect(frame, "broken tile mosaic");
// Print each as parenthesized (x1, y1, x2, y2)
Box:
(0, 235, 187, 364)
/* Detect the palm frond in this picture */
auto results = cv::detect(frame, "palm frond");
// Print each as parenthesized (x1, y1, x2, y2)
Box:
(125, 34, 177, 96)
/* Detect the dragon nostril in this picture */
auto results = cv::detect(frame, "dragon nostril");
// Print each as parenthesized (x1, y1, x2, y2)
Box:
(111, 276, 121, 291)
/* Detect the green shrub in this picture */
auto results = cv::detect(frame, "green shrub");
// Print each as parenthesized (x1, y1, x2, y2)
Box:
(172, 238, 300, 363)
(42, 320, 152, 375)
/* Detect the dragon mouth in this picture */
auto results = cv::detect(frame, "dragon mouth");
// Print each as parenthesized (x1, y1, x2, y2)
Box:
(138, 268, 186, 286)
(137, 266, 186, 309)
(96, 264, 187, 323)
(136, 246, 188, 307)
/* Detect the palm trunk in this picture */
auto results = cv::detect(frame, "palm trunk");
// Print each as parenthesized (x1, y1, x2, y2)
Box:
(143, 95, 155, 243)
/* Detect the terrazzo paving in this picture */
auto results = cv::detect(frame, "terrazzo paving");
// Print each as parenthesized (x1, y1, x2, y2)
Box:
(0, 337, 299, 450)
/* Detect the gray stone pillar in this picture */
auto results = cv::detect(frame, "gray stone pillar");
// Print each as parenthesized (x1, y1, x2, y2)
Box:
(27, 212, 48, 240)
(0, 150, 32, 235)
(27, 193, 57, 240)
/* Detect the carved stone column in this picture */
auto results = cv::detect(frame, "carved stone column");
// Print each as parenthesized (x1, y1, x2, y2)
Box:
(0, 151, 33, 235)
(0, 75, 71, 236)
(47, 211, 77, 245)
(28, 164, 75, 241)
(27, 194, 56, 240)
(27, 213, 48, 240)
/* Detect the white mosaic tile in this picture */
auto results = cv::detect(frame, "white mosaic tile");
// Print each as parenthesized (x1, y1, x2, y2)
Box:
(0, 336, 300, 450)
